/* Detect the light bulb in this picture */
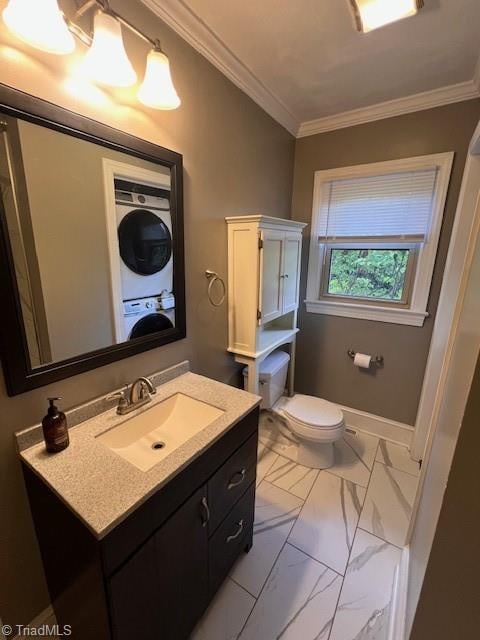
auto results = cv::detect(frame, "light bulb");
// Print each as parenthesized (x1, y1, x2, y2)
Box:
(81, 11, 136, 88)
(2, 0, 75, 55)
(138, 49, 181, 110)
(353, 0, 420, 32)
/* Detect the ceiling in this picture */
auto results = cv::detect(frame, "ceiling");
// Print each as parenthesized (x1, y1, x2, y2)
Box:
(144, 0, 480, 136)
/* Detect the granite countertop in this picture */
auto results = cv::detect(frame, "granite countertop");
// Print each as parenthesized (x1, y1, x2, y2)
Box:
(18, 371, 261, 539)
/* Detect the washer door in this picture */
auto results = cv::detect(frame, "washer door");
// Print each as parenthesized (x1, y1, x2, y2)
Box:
(129, 313, 174, 340)
(118, 209, 172, 275)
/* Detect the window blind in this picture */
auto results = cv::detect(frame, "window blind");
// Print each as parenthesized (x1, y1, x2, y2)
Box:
(317, 168, 438, 243)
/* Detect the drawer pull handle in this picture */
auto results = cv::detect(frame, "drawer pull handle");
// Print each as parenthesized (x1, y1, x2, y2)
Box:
(226, 519, 244, 543)
(227, 468, 246, 490)
(200, 497, 210, 527)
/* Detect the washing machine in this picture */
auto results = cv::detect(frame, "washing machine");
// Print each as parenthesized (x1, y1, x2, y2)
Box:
(115, 179, 173, 301)
(123, 296, 175, 341)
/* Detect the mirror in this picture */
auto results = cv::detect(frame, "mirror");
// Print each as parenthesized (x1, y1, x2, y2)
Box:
(0, 85, 185, 395)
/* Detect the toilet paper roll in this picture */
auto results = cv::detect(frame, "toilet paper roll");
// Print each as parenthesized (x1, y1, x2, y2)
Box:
(353, 353, 372, 369)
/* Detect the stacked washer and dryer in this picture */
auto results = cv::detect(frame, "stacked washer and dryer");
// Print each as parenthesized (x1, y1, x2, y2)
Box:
(115, 178, 175, 341)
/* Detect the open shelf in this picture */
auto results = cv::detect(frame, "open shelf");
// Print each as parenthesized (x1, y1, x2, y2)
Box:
(228, 327, 298, 359)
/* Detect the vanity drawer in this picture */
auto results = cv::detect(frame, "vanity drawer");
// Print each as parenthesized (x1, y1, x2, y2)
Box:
(209, 482, 255, 596)
(208, 432, 257, 533)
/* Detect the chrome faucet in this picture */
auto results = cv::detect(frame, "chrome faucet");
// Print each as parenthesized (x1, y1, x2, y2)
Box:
(129, 376, 156, 406)
(108, 376, 157, 415)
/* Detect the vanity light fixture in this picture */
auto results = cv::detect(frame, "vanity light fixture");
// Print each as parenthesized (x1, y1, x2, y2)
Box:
(350, 0, 424, 33)
(81, 10, 137, 87)
(2, 0, 75, 55)
(138, 47, 181, 110)
(2, 0, 181, 110)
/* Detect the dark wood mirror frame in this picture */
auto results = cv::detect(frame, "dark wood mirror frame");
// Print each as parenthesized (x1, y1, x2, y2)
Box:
(0, 84, 186, 396)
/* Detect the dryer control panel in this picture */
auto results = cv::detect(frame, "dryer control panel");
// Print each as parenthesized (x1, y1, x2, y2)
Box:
(123, 295, 175, 315)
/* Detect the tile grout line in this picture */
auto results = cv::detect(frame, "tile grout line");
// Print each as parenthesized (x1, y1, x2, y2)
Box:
(374, 456, 421, 479)
(239, 432, 380, 639)
(326, 437, 381, 640)
(256, 445, 280, 484)
(322, 466, 368, 489)
(265, 467, 320, 501)
(228, 576, 258, 601)
(361, 451, 419, 546)
(356, 527, 404, 551)
(236, 457, 324, 639)
(286, 540, 344, 577)
(322, 467, 369, 489)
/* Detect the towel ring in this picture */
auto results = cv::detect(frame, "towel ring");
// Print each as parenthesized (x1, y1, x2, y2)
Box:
(205, 270, 226, 307)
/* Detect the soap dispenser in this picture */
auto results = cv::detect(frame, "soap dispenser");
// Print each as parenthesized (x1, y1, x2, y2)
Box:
(42, 397, 69, 453)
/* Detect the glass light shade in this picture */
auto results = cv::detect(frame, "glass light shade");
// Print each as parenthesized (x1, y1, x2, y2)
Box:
(354, 0, 419, 32)
(2, 0, 75, 55)
(138, 49, 181, 110)
(81, 11, 136, 88)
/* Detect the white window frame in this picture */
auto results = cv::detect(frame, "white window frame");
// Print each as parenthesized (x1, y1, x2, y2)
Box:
(305, 152, 454, 326)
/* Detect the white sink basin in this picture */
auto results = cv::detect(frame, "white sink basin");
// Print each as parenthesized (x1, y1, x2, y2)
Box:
(97, 393, 224, 471)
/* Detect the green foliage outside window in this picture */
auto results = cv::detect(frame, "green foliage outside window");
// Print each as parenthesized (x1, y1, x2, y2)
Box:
(327, 248, 409, 301)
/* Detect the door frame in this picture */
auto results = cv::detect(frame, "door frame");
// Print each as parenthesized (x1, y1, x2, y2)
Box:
(403, 128, 480, 637)
(411, 119, 480, 461)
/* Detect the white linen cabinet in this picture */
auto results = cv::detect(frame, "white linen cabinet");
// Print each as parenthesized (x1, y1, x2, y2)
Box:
(226, 215, 306, 394)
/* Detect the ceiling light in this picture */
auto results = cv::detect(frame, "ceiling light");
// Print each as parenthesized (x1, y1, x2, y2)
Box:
(138, 48, 181, 110)
(2, 0, 75, 55)
(81, 10, 137, 87)
(350, 0, 423, 33)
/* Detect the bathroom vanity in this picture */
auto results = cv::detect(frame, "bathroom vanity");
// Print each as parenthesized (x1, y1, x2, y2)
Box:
(17, 365, 260, 640)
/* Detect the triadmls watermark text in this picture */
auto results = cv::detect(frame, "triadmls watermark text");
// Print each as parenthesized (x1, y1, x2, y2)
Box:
(2, 623, 72, 637)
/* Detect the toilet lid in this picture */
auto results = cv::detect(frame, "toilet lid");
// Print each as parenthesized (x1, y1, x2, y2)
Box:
(284, 394, 344, 428)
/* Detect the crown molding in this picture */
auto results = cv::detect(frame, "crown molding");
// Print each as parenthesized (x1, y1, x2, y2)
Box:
(141, 0, 480, 139)
(297, 79, 480, 138)
(141, 0, 299, 136)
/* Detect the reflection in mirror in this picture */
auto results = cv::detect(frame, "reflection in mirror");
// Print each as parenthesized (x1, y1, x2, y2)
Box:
(0, 115, 176, 369)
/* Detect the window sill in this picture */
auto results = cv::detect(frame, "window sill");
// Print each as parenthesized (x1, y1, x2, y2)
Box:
(305, 299, 429, 326)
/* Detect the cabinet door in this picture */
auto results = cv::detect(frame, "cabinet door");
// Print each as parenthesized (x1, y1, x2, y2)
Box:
(109, 486, 209, 640)
(259, 230, 284, 324)
(282, 234, 302, 313)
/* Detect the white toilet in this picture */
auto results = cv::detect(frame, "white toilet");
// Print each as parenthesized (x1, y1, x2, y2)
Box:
(245, 351, 345, 469)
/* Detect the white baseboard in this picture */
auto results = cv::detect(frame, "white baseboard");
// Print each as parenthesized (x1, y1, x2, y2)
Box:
(12, 605, 54, 640)
(340, 404, 414, 447)
(388, 546, 409, 640)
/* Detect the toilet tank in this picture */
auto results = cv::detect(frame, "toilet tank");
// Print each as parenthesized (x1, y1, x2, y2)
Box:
(243, 350, 290, 409)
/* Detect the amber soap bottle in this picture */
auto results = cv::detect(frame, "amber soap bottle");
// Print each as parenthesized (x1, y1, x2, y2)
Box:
(42, 397, 69, 453)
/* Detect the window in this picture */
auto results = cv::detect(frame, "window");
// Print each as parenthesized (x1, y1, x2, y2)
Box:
(305, 153, 454, 326)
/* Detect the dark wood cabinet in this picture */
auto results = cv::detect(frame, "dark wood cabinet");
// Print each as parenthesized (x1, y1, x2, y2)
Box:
(209, 482, 255, 595)
(208, 433, 257, 532)
(24, 406, 259, 640)
(109, 485, 209, 640)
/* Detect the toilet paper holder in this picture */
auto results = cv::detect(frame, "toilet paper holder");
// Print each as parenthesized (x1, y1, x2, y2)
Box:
(347, 349, 384, 367)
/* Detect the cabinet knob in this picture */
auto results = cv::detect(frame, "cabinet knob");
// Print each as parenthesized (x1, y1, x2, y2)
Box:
(226, 519, 244, 543)
(200, 496, 210, 527)
(227, 468, 246, 490)
(284, 273, 289, 278)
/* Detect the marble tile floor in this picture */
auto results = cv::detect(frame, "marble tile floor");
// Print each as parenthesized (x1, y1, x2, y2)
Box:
(191, 415, 420, 640)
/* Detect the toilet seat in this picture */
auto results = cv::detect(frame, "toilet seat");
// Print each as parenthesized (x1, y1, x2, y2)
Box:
(282, 395, 344, 443)
(284, 394, 344, 427)
(272, 394, 345, 468)
(287, 416, 344, 442)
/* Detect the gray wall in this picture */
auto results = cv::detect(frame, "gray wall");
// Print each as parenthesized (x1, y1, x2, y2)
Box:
(409, 355, 480, 639)
(291, 100, 480, 424)
(0, 0, 294, 628)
